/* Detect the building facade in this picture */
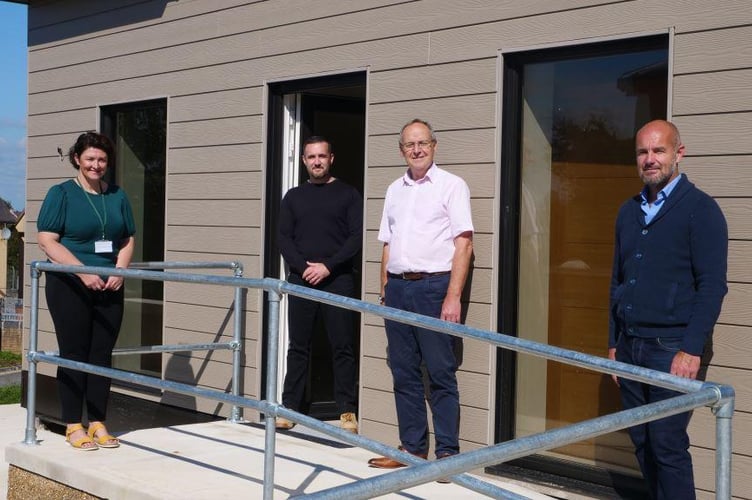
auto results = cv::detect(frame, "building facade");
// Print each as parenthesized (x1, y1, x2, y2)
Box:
(20, 1, 752, 497)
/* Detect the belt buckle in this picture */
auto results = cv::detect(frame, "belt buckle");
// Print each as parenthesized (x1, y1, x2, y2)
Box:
(402, 272, 422, 280)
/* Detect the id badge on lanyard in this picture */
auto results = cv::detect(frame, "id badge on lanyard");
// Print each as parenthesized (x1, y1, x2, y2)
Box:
(95, 239, 114, 253)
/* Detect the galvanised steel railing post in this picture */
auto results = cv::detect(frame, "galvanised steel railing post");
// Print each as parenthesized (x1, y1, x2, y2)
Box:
(229, 263, 245, 423)
(263, 286, 282, 500)
(713, 384, 735, 500)
(23, 264, 41, 445)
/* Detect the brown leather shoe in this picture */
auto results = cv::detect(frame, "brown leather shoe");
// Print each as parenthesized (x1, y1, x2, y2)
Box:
(275, 417, 295, 430)
(368, 446, 427, 469)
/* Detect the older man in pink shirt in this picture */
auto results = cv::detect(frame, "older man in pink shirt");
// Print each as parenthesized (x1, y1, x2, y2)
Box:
(368, 118, 474, 471)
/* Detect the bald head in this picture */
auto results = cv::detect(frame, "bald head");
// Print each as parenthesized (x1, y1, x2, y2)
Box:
(635, 120, 685, 200)
(637, 120, 682, 150)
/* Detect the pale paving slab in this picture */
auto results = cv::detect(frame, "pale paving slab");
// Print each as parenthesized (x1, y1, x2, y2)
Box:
(4, 414, 553, 499)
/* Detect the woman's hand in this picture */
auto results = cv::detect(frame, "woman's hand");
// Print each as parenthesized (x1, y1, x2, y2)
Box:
(103, 275, 125, 291)
(77, 273, 106, 291)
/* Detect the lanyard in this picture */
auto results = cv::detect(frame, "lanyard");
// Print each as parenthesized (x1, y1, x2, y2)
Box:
(75, 178, 108, 239)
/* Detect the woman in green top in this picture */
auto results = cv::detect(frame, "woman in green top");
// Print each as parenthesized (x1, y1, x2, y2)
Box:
(37, 132, 136, 451)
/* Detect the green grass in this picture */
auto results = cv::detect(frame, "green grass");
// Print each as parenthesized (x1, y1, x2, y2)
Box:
(0, 351, 22, 368)
(0, 385, 21, 405)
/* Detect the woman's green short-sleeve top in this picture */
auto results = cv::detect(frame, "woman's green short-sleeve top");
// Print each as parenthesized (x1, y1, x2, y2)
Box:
(37, 179, 136, 268)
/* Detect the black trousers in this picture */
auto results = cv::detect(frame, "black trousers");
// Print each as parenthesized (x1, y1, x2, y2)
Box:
(282, 272, 358, 415)
(45, 272, 124, 423)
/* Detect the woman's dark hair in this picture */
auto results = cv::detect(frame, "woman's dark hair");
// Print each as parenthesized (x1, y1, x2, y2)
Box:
(68, 131, 115, 169)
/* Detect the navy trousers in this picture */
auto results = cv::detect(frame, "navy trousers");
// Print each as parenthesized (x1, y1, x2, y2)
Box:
(282, 272, 358, 415)
(384, 274, 459, 458)
(616, 334, 696, 500)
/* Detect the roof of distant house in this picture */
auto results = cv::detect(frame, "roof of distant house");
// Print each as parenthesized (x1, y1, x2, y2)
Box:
(0, 199, 19, 225)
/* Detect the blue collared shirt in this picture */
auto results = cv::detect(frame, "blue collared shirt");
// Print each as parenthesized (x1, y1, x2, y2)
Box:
(641, 174, 683, 224)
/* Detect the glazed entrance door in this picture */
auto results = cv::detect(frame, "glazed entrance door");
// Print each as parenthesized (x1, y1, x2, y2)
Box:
(503, 38, 668, 476)
(266, 75, 365, 419)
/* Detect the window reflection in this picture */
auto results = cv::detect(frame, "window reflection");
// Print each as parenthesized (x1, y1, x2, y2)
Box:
(514, 43, 667, 473)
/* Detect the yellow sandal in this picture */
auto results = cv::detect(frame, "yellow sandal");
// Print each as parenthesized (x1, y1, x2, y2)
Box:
(87, 422, 120, 449)
(66, 423, 98, 451)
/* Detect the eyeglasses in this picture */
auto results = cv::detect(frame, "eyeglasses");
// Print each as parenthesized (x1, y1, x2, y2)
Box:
(400, 140, 435, 151)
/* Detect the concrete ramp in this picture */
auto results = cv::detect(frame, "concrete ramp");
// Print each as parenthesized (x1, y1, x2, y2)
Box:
(5, 415, 554, 499)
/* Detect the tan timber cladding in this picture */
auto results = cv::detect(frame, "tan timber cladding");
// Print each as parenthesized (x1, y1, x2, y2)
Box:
(22, 0, 752, 497)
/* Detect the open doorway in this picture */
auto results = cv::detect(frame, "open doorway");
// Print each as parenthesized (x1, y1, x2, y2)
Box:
(264, 72, 366, 419)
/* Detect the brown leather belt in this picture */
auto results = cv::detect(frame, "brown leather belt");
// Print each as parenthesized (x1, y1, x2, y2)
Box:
(387, 271, 450, 281)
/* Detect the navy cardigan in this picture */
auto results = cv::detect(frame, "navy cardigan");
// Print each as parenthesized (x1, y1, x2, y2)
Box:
(608, 174, 728, 355)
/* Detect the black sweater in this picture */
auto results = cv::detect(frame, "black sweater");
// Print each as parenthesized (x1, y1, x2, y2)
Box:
(277, 179, 363, 277)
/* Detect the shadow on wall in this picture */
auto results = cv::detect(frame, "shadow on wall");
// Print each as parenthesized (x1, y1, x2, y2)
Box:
(28, 1, 171, 46)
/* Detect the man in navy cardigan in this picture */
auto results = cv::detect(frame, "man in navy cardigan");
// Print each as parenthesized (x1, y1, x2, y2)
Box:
(608, 120, 728, 499)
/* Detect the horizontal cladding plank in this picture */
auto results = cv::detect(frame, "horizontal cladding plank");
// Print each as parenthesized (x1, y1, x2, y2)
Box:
(26, 177, 78, 205)
(369, 94, 497, 135)
(166, 225, 261, 255)
(29, 0, 410, 68)
(369, 59, 497, 103)
(690, 407, 752, 456)
(673, 113, 752, 157)
(163, 302, 259, 335)
(167, 199, 261, 228)
(163, 281, 239, 308)
(429, 0, 752, 65)
(691, 446, 751, 498)
(717, 198, 752, 240)
(28, 34, 426, 115)
(674, 69, 752, 116)
(170, 87, 264, 122)
(681, 156, 752, 198)
(704, 364, 752, 413)
(169, 143, 263, 174)
(719, 282, 752, 329)
(369, 129, 496, 167)
(28, 108, 97, 137)
(163, 352, 256, 392)
(674, 24, 752, 75)
(28, 157, 79, 181)
(29, 29, 428, 94)
(171, 116, 263, 148)
(29, 132, 98, 161)
(162, 250, 262, 282)
(29, 0, 615, 79)
(163, 328, 257, 365)
(728, 241, 752, 284)
(168, 171, 262, 200)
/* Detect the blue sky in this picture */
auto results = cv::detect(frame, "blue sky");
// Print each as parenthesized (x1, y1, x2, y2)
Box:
(0, 2, 27, 211)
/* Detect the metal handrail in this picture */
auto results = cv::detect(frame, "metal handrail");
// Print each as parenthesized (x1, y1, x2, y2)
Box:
(23, 261, 734, 499)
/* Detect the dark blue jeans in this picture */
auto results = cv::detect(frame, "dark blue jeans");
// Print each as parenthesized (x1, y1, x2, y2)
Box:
(616, 334, 695, 500)
(384, 274, 459, 458)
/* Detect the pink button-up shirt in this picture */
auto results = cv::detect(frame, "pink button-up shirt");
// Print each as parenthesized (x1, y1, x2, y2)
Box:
(378, 164, 473, 274)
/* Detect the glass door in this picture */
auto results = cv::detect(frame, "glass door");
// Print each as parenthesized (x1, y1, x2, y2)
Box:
(102, 99, 167, 376)
(500, 37, 668, 479)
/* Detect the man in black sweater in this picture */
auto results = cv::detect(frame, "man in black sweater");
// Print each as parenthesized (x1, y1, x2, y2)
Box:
(276, 136, 362, 433)
(608, 120, 728, 499)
